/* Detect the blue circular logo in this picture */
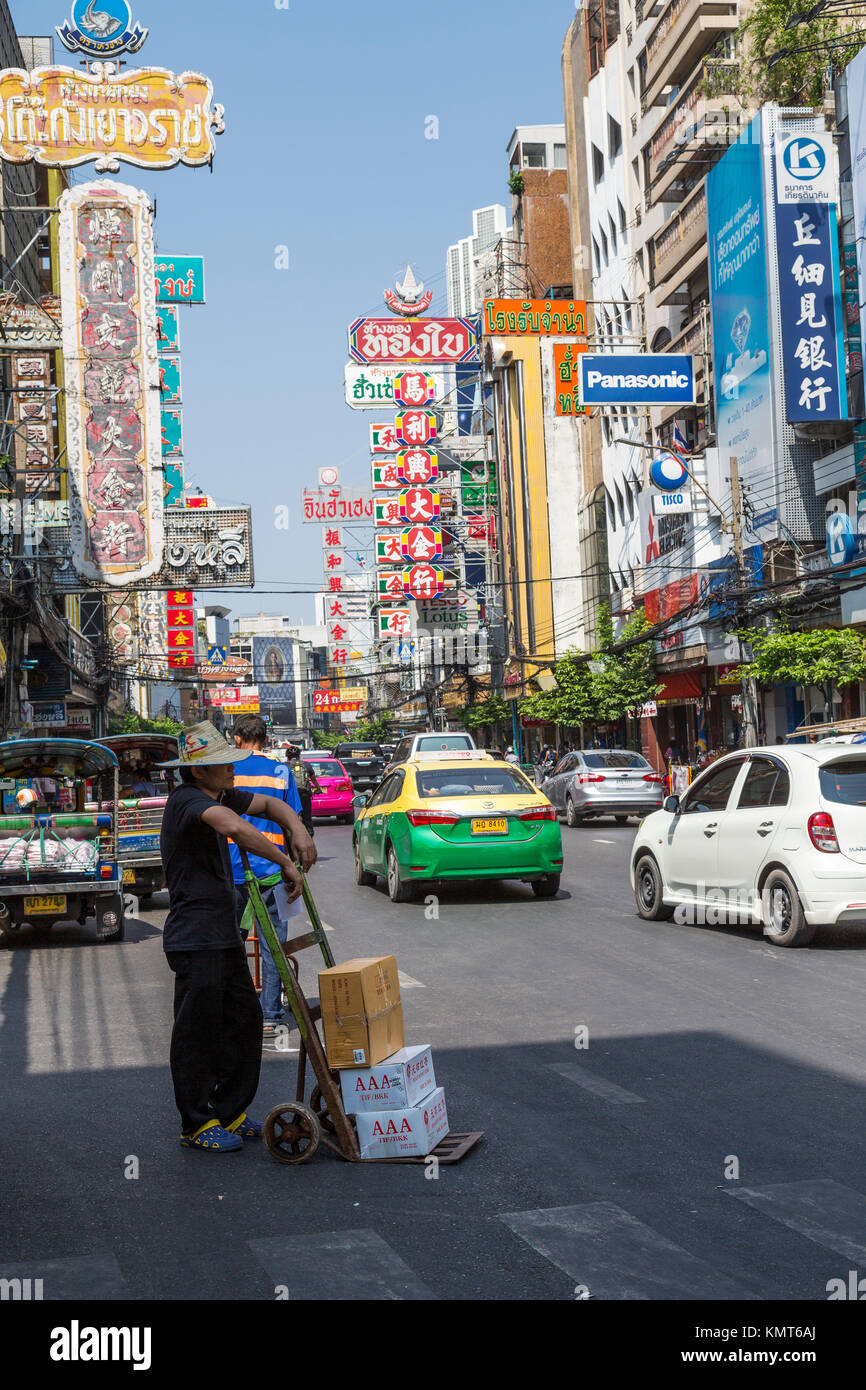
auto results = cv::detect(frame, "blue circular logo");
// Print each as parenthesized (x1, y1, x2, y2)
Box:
(826, 512, 855, 567)
(72, 0, 131, 41)
(650, 452, 689, 491)
(782, 137, 826, 182)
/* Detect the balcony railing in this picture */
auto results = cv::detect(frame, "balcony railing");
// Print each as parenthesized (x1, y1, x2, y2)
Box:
(643, 0, 738, 108)
(652, 182, 706, 273)
(650, 60, 740, 172)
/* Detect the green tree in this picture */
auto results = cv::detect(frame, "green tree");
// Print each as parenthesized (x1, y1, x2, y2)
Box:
(457, 695, 509, 733)
(108, 710, 183, 736)
(735, 622, 866, 720)
(349, 711, 394, 743)
(737, 0, 861, 106)
(590, 609, 663, 724)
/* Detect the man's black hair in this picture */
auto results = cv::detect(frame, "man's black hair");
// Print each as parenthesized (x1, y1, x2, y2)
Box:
(234, 713, 268, 748)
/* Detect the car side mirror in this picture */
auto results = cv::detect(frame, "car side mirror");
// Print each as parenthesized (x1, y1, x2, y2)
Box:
(663, 795, 680, 815)
(353, 792, 371, 811)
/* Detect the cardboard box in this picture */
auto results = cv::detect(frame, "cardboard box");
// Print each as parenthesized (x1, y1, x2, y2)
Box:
(355, 1087, 449, 1160)
(318, 956, 403, 1070)
(340, 1044, 436, 1114)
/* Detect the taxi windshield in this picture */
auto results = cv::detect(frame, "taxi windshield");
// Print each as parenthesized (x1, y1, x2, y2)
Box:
(416, 767, 535, 797)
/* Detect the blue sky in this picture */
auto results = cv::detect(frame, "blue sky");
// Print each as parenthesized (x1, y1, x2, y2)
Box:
(19, 0, 578, 622)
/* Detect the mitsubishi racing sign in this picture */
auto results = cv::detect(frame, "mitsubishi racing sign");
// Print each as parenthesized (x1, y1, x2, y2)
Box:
(578, 354, 695, 406)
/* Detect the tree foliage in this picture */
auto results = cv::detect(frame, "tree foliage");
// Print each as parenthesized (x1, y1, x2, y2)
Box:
(737, 0, 861, 106)
(108, 710, 183, 736)
(735, 622, 866, 701)
(457, 695, 509, 731)
(519, 609, 662, 730)
(349, 711, 394, 743)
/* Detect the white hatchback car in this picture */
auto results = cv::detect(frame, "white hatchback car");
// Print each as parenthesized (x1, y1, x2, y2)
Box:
(630, 745, 866, 947)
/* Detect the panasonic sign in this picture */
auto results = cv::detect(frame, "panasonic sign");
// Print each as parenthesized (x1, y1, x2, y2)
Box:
(578, 354, 696, 405)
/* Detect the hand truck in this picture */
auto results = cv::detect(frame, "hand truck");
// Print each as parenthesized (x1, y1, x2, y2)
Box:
(240, 850, 483, 1167)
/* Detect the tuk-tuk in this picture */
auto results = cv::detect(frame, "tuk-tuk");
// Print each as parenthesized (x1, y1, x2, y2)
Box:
(0, 738, 124, 942)
(94, 734, 178, 899)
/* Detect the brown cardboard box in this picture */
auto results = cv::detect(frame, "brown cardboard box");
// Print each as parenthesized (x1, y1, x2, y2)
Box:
(318, 956, 404, 1070)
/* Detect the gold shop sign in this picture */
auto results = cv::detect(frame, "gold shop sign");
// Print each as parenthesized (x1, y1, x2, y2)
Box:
(0, 62, 225, 172)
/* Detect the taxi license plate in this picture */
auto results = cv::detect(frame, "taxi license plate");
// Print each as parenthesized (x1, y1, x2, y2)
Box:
(471, 817, 508, 835)
(123, 868, 136, 884)
(24, 895, 66, 915)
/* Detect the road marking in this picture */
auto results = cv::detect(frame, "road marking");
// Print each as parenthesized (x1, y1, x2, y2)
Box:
(727, 1179, 866, 1264)
(593, 838, 616, 845)
(250, 1229, 436, 1301)
(547, 1062, 645, 1104)
(398, 970, 426, 989)
(0, 1254, 130, 1300)
(318, 921, 335, 933)
(500, 1202, 759, 1300)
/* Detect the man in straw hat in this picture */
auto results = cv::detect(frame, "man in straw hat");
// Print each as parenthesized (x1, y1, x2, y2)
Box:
(158, 721, 317, 1153)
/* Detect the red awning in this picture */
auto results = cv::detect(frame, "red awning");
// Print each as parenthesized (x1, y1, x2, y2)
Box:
(657, 671, 703, 703)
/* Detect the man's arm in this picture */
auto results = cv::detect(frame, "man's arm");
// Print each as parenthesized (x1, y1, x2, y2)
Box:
(200, 803, 304, 901)
(246, 793, 317, 872)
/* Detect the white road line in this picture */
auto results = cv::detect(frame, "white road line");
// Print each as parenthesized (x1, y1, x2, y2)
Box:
(547, 1063, 645, 1104)
(250, 1229, 437, 1301)
(398, 970, 426, 989)
(501, 1202, 760, 1300)
(727, 1179, 866, 1264)
(0, 1254, 130, 1300)
(593, 838, 616, 845)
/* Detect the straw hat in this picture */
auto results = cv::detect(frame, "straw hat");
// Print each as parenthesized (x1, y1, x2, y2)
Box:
(158, 720, 249, 768)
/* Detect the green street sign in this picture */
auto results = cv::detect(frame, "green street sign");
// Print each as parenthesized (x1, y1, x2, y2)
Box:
(156, 254, 205, 304)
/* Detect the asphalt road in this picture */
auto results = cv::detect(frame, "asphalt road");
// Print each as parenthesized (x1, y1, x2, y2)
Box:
(2, 818, 866, 1302)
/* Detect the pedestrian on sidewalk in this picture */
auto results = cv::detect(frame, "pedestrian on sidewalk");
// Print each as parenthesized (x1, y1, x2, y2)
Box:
(231, 715, 306, 1044)
(158, 721, 316, 1154)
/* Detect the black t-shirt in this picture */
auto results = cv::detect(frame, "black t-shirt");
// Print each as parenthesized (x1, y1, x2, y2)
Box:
(160, 785, 254, 952)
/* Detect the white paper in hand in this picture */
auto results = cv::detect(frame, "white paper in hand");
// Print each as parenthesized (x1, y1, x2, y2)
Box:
(273, 878, 304, 922)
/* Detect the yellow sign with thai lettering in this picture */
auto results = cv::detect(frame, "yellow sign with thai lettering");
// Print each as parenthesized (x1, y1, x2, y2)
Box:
(0, 64, 225, 171)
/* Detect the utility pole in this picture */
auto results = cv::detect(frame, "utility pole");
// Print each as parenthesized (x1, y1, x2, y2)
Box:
(729, 456, 761, 748)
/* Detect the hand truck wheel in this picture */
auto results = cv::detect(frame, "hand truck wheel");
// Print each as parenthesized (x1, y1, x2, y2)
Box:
(263, 1101, 321, 1165)
(309, 1084, 339, 1135)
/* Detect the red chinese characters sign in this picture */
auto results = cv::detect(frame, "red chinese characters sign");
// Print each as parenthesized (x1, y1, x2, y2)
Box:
(397, 449, 438, 486)
(401, 525, 443, 562)
(349, 317, 479, 365)
(394, 370, 435, 406)
(376, 533, 404, 565)
(59, 181, 163, 585)
(399, 488, 439, 523)
(167, 588, 195, 669)
(395, 410, 437, 447)
(403, 564, 445, 599)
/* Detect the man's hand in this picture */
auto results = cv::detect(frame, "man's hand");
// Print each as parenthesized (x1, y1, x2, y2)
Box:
(290, 826, 317, 873)
(280, 856, 304, 904)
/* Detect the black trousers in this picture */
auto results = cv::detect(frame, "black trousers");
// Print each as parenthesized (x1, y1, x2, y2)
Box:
(299, 787, 314, 836)
(166, 945, 263, 1135)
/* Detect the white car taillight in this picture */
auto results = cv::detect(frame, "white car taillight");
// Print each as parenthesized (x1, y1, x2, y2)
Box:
(808, 811, 839, 853)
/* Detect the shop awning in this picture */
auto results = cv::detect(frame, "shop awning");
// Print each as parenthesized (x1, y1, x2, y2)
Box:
(656, 671, 703, 704)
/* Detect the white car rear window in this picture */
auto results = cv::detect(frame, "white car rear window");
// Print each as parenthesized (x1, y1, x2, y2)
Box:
(819, 759, 866, 805)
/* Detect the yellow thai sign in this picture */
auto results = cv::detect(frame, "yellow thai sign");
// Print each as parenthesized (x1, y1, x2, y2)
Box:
(0, 64, 225, 171)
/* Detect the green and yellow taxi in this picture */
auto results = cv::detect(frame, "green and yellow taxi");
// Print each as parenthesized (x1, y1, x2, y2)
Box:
(353, 752, 563, 902)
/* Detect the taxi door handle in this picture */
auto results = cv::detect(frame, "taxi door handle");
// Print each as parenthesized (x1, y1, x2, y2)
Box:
(703, 823, 718, 837)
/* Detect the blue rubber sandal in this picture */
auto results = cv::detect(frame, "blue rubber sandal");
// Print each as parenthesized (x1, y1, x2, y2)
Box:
(180, 1121, 243, 1152)
(225, 1112, 263, 1140)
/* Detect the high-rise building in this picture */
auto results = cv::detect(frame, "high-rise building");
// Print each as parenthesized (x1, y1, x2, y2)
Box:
(506, 125, 573, 295)
(446, 204, 510, 317)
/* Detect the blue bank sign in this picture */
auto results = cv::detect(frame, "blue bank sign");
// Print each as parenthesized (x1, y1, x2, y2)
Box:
(578, 354, 695, 406)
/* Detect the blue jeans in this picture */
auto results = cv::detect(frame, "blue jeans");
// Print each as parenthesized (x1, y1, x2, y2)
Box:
(235, 883, 288, 1024)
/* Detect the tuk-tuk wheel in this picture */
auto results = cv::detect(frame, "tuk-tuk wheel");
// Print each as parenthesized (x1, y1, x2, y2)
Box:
(263, 1102, 321, 1164)
(98, 893, 125, 944)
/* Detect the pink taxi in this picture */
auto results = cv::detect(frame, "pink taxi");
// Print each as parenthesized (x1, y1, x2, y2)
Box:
(301, 754, 355, 824)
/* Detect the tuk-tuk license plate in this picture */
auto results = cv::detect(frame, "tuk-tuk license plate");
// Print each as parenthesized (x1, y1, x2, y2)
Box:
(122, 868, 136, 884)
(471, 818, 508, 835)
(24, 895, 66, 915)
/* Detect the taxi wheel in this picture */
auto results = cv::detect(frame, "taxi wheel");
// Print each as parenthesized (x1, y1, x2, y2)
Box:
(387, 845, 416, 903)
(531, 874, 561, 899)
(353, 838, 376, 887)
(615, 816, 630, 826)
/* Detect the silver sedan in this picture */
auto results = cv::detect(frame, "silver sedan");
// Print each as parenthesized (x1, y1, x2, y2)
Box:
(541, 750, 665, 826)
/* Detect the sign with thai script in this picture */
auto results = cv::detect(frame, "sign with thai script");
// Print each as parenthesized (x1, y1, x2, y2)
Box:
(57, 1, 148, 59)
(154, 507, 253, 588)
(0, 65, 225, 171)
(775, 132, 835, 206)
(155, 255, 205, 303)
(483, 299, 587, 336)
(0, 294, 62, 349)
(349, 316, 479, 365)
(59, 181, 164, 586)
(302, 488, 374, 523)
(344, 364, 447, 409)
(553, 342, 588, 415)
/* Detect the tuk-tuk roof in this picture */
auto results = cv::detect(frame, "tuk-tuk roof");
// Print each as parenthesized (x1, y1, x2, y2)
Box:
(98, 734, 179, 759)
(0, 738, 119, 779)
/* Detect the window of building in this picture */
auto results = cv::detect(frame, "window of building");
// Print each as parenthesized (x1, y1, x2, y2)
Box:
(600, 226, 609, 264)
(591, 143, 605, 186)
(651, 327, 672, 352)
(522, 143, 547, 169)
(554, 143, 568, 169)
(609, 213, 618, 254)
(608, 116, 622, 160)
(618, 200, 627, 236)
(592, 236, 600, 276)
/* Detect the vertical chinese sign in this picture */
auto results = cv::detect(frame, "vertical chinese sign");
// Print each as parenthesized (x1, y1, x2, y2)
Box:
(58, 181, 164, 586)
(167, 589, 196, 670)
